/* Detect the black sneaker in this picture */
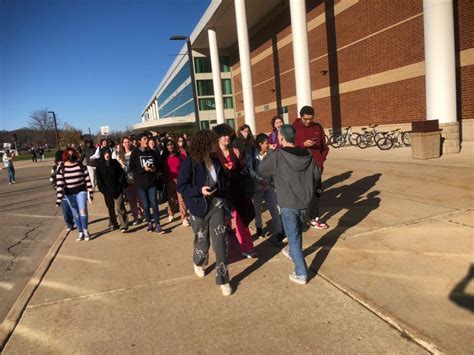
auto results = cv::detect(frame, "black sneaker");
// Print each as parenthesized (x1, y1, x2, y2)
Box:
(146, 223, 153, 232)
(276, 233, 287, 243)
(256, 227, 263, 238)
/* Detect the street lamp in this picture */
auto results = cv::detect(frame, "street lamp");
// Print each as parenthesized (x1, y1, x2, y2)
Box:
(169, 35, 200, 131)
(47, 111, 61, 150)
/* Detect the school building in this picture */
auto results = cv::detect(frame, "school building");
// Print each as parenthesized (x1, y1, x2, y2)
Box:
(132, 0, 474, 153)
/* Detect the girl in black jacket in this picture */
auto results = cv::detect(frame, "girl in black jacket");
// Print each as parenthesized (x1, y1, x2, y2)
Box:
(96, 149, 128, 232)
(176, 130, 232, 296)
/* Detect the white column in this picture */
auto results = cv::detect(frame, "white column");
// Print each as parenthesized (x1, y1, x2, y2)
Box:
(155, 99, 160, 119)
(235, 0, 256, 133)
(290, 0, 312, 114)
(153, 101, 158, 120)
(151, 102, 156, 120)
(423, 0, 456, 124)
(208, 28, 225, 124)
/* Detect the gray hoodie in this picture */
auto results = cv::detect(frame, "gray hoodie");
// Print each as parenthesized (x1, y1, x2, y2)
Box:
(258, 147, 320, 210)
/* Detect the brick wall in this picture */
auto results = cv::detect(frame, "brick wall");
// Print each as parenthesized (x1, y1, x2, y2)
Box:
(231, 0, 473, 134)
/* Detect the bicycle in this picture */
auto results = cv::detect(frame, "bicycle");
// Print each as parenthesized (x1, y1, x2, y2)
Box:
(376, 129, 411, 150)
(328, 126, 360, 148)
(356, 124, 384, 149)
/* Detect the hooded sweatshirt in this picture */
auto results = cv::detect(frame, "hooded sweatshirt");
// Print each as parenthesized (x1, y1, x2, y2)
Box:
(96, 153, 127, 199)
(293, 118, 329, 171)
(258, 146, 320, 210)
(129, 146, 160, 189)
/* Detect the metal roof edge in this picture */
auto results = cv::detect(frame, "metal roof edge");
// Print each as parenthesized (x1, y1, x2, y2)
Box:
(141, 0, 223, 116)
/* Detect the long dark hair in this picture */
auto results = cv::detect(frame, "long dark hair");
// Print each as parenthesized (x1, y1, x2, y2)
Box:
(237, 124, 255, 146)
(162, 138, 179, 159)
(271, 115, 284, 130)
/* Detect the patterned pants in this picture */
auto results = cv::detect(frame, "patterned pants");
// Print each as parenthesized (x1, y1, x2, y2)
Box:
(190, 197, 229, 285)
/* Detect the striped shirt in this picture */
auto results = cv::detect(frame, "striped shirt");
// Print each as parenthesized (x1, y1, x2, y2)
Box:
(56, 162, 93, 204)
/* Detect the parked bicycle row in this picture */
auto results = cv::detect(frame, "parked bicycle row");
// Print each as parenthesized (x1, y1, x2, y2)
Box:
(325, 125, 411, 150)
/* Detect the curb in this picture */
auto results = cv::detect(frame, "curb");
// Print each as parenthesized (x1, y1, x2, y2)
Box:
(0, 227, 69, 351)
(317, 271, 443, 354)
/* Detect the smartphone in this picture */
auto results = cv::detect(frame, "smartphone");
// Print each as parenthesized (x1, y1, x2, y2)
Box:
(208, 187, 218, 196)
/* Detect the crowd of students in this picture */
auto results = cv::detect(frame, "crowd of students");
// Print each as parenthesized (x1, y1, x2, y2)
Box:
(50, 105, 329, 296)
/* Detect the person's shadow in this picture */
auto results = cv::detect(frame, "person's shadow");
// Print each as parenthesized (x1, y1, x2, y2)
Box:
(449, 264, 474, 312)
(304, 174, 382, 280)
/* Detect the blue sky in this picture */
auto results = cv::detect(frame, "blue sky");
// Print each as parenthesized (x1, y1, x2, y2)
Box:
(0, 0, 210, 133)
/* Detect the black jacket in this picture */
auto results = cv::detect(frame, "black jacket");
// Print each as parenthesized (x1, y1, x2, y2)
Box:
(96, 158, 127, 199)
(129, 147, 160, 189)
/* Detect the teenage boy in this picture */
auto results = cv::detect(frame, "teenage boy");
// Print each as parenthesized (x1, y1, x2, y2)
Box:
(293, 105, 329, 229)
(129, 133, 165, 234)
(245, 133, 285, 242)
(259, 125, 320, 285)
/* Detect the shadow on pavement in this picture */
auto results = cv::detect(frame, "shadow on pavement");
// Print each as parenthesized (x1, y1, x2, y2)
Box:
(230, 234, 283, 292)
(449, 264, 474, 312)
(304, 173, 382, 281)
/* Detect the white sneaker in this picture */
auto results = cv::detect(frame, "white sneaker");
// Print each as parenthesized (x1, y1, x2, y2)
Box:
(168, 215, 174, 223)
(182, 219, 190, 227)
(194, 264, 205, 278)
(76, 232, 84, 241)
(66, 227, 72, 233)
(289, 272, 307, 285)
(220, 283, 232, 296)
(83, 230, 91, 241)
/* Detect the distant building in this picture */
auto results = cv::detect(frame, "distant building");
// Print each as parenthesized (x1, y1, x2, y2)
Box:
(133, 0, 473, 153)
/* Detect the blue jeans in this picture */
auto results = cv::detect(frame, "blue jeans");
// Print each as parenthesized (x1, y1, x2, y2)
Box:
(253, 185, 283, 235)
(65, 191, 88, 233)
(7, 166, 15, 182)
(61, 197, 74, 229)
(280, 208, 308, 279)
(137, 186, 160, 225)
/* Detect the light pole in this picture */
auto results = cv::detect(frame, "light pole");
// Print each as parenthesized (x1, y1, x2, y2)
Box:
(48, 111, 61, 150)
(169, 35, 200, 131)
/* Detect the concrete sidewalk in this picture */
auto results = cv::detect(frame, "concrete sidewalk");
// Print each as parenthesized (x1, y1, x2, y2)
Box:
(2, 144, 473, 353)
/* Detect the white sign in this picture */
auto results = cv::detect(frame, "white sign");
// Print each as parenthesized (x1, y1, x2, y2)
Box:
(100, 126, 110, 135)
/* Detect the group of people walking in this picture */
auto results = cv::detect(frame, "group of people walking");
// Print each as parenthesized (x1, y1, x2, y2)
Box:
(50, 105, 329, 296)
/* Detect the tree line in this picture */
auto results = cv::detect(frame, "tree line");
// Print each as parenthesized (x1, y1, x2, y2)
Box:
(1, 108, 131, 153)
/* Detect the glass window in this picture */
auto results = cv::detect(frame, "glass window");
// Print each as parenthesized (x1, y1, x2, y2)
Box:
(194, 57, 212, 73)
(171, 101, 195, 117)
(200, 120, 210, 130)
(224, 97, 233, 109)
(222, 79, 232, 95)
(197, 80, 214, 96)
(198, 98, 216, 111)
(159, 84, 193, 118)
(220, 56, 230, 72)
(195, 56, 230, 73)
(226, 118, 235, 128)
(157, 63, 191, 106)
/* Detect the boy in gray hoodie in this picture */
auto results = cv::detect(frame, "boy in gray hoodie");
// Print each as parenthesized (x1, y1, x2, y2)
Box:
(259, 125, 320, 284)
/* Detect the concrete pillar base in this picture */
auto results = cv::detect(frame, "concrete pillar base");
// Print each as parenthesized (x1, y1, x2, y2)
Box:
(440, 122, 460, 154)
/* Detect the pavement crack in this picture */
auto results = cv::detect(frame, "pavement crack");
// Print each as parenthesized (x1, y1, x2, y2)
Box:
(5, 227, 37, 273)
(444, 219, 473, 229)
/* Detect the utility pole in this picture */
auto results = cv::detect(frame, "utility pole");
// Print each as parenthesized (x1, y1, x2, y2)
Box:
(48, 111, 60, 149)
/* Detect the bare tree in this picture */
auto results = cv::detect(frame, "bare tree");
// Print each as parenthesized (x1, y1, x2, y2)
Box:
(28, 108, 55, 131)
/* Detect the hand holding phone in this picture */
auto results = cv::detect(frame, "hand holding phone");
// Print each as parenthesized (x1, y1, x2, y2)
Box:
(202, 186, 217, 196)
